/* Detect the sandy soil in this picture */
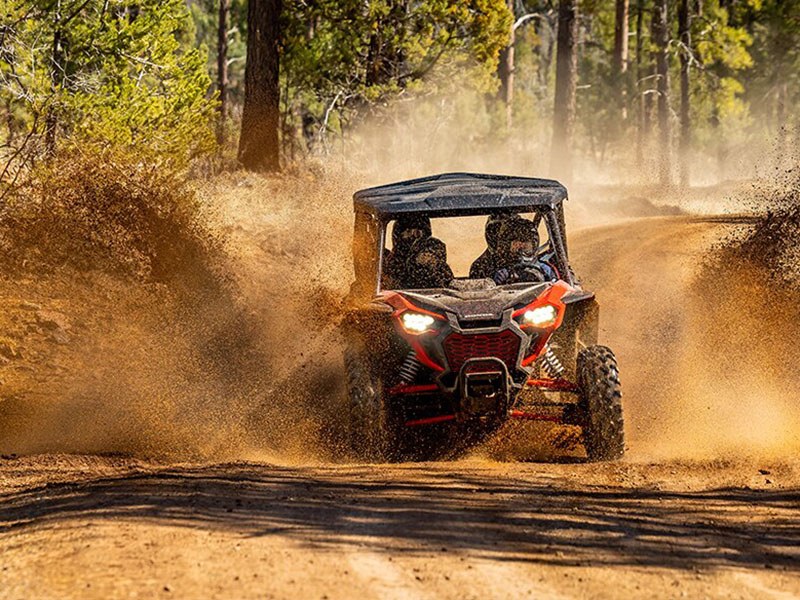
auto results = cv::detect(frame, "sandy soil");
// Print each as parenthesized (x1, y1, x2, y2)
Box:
(2, 216, 799, 599)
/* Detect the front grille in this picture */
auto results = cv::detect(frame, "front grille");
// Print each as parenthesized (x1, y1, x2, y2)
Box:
(459, 318, 503, 329)
(443, 330, 521, 373)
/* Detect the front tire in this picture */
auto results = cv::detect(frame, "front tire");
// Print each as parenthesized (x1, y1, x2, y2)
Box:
(577, 345, 624, 461)
(344, 346, 404, 461)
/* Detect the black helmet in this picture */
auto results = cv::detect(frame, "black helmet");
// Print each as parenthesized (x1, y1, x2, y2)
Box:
(485, 213, 521, 250)
(497, 217, 539, 257)
(406, 237, 453, 288)
(392, 215, 432, 250)
(410, 236, 447, 265)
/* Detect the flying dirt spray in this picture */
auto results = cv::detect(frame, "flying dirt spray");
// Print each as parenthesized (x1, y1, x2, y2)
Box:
(1, 111, 798, 464)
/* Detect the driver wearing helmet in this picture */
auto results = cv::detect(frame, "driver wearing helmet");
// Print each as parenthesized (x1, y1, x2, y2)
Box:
(469, 213, 519, 280)
(491, 217, 557, 285)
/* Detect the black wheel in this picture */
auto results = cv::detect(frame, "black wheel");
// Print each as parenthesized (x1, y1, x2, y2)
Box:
(576, 345, 624, 461)
(344, 345, 404, 461)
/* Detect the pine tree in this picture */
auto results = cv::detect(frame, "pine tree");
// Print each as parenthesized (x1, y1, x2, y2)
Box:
(238, 0, 283, 172)
(551, 0, 578, 181)
(653, 0, 672, 185)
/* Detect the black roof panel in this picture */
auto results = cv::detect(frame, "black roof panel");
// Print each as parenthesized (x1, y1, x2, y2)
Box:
(353, 172, 567, 219)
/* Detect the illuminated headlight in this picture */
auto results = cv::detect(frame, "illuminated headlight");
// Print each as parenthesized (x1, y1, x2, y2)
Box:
(523, 304, 559, 327)
(401, 312, 436, 333)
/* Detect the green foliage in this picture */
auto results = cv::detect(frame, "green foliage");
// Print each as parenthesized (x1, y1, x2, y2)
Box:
(3, 0, 798, 181)
(0, 0, 216, 169)
(685, 1, 754, 150)
(571, 0, 760, 163)
(694, 6, 753, 71)
(188, 0, 248, 108)
(575, 0, 620, 160)
(741, 0, 800, 113)
(280, 0, 512, 150)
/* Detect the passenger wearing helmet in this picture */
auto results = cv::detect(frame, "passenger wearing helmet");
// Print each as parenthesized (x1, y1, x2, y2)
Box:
(404, 237, 454, 289)
(383, 215, 432, 288)
(469, 213, 519, 279)
(491, 218, 557, 285)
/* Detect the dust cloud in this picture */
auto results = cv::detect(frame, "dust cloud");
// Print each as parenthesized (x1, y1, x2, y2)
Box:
(1, 108, 798, 465)
(0, 170, 362, 462)
(642, 257, 800, 461)
(657, 213, 800, 460)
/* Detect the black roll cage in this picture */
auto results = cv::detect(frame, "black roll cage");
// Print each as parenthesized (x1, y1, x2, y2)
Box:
(350, 173, 573, 298)
(352, 207, 573, 298)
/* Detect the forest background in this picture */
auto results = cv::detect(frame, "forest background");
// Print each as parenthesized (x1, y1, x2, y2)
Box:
(1, 0, 797, 191)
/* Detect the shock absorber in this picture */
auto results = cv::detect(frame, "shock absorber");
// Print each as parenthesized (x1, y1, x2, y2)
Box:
(541, 344, 565, 378)
(398, 350, 422, 384)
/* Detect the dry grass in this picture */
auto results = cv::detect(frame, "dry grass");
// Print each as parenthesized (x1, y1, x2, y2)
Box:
(0, 148, 226, 297)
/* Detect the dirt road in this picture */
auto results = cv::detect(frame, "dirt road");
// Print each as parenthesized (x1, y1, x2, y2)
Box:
(2, 217, 799, 599)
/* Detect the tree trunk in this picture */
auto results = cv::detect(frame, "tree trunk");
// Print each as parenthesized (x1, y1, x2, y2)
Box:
(537, 15, 556, 99)
(776, 82, 788, 167)
(365, 28, 382, 87)
(4, 99, 15, 144)
(678, 0, 691, 187)
(653, 0, 672, 185)
(44, 1, 64, 158)
(497, 0, 515, 129)
(644, 0, 657, 159)
(635, 0, 645, 167)
(613, 0, 629, 121)
(238, 0, 283, 172)
(551, 0, 578, 182)
(711, 105, 725, 181)
(217, 0, 230, 146)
